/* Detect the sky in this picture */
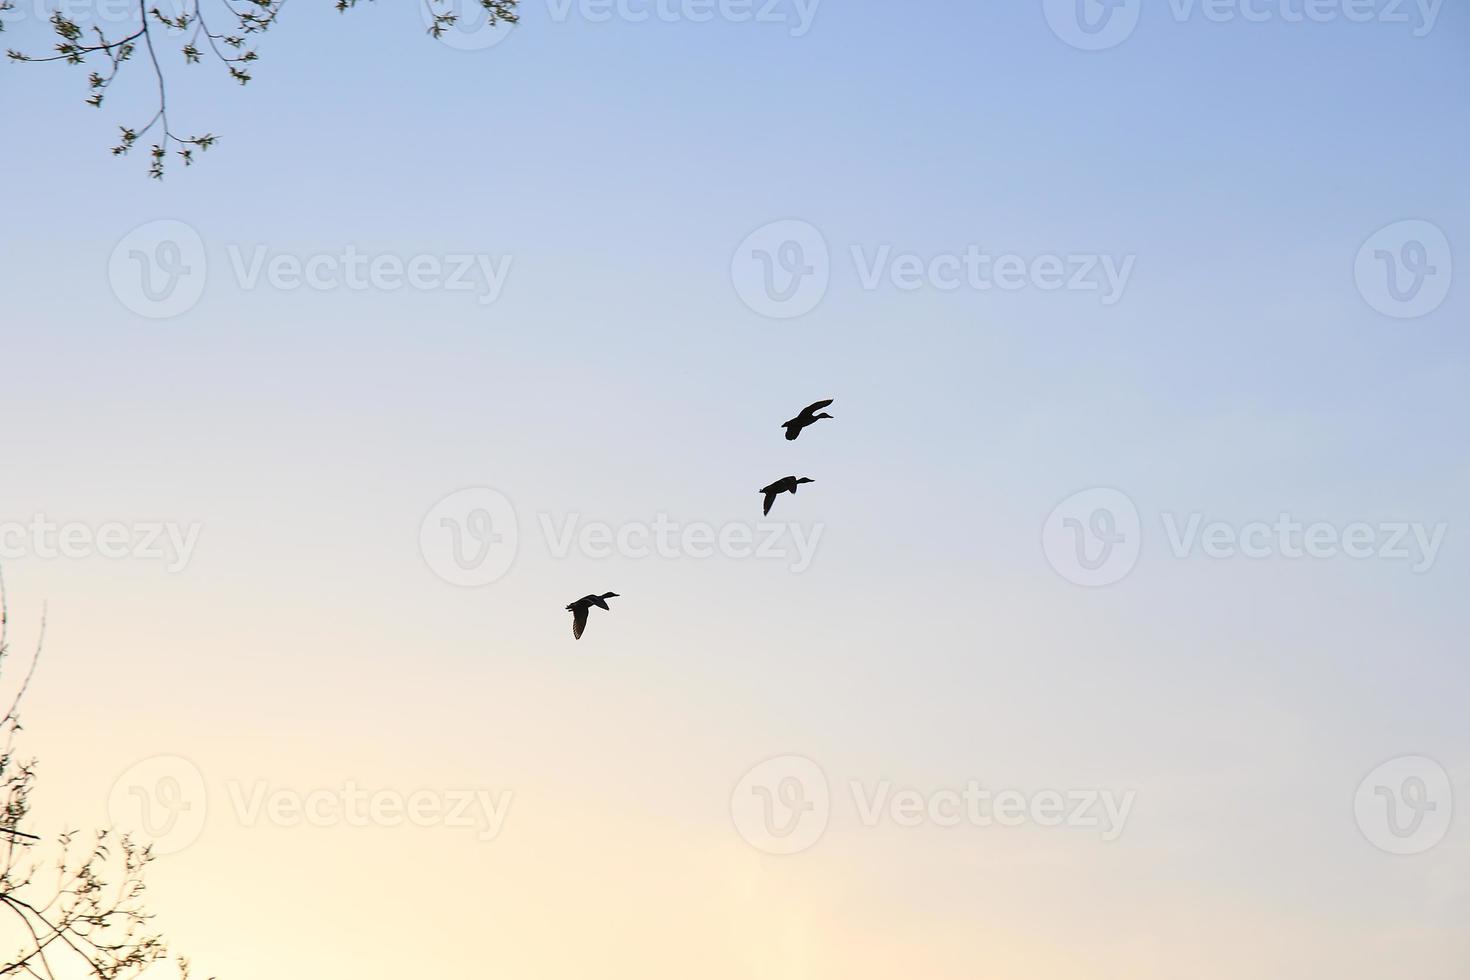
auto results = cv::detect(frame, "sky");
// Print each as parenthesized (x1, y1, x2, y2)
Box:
(0, 1, 1467, 977)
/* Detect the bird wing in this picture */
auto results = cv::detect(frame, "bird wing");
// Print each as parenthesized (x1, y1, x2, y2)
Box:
(572, 605, 588, 640)
(783, 424, 801, 441)
(762, 490, 778, 516)
(801, 399, 834, 417)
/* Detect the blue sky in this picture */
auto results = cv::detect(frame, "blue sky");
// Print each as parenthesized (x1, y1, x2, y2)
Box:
(0, 2, 1467, 977)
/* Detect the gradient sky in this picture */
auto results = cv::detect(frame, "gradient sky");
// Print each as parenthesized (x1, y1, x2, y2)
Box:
(0, 1, 1467, 977)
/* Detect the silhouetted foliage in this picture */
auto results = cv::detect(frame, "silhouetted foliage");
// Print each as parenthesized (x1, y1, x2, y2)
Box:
(4, 0, 519, 177)
(0, 569, 203, 979)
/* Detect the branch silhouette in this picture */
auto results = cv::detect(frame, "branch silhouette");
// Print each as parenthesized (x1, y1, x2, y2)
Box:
(4, 0, 519, 177)
(0, 567, 206, 979)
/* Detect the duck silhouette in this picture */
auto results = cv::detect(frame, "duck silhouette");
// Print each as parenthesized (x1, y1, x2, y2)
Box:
(760, 476, 814, 516)
(566, 592, 619, 640)
(782, 399, 834, 441)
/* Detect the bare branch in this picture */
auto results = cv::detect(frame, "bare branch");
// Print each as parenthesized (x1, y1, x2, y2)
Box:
(5, 0, 519, 176)
(0, 568, 203, 979)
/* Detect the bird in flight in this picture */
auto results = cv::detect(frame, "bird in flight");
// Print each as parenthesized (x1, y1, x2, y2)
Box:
(566, 592, 619, 640)
(760, 476, 814, 516)
(782, 399, 834, 441)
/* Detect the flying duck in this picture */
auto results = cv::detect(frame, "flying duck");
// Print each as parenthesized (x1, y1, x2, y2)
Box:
(566, 592, 619, 640)
(782, 399, 834, 441)
(760, 476, 814, 516)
